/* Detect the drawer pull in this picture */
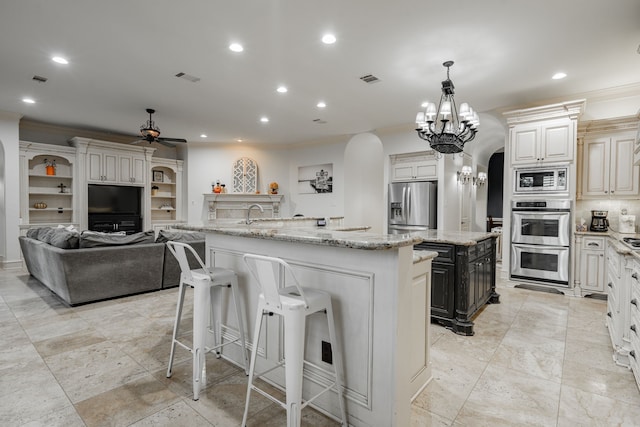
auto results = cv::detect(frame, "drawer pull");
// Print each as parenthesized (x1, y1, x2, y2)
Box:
(632, 299, 638, 307)
(587, 242, 600, 247)
(607, 311, 612, 318)
(631, 324, 637, 334)
(631, 350, 636, 360)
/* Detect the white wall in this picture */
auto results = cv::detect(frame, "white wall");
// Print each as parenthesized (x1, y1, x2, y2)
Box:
(0, 111, 23, 268)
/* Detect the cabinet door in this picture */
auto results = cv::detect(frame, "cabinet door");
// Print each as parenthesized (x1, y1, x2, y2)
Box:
(88, 151, 103, 182)
(511, 125, 539, 165)
(431, 263, 455, 319)
(118, 155, 146, 184)
(580, 250, 605, 292)
(391, 163, 415, 181)
(582, 138, 610, 196)
(541, 122, 572, 162)
(414, 160, 438, 180)
(103, 152, 117, 182)
(610, 135, 639, 196)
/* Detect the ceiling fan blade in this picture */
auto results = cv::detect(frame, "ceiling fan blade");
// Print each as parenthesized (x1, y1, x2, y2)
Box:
(157, 137, 187, 143)
(156, 139, 177, 148)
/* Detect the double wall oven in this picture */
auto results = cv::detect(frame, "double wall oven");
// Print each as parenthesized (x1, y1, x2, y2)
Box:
(510, 199, 571, 286)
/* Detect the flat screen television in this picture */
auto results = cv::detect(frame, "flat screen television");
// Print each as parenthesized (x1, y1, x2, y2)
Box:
(88, 184, 141, 215)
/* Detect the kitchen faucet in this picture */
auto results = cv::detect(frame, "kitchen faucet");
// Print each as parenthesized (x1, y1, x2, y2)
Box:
(246, 204, 264, 224)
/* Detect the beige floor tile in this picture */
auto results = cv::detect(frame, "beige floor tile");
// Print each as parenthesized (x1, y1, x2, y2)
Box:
(33, 327, 107, 358)
(558, 384, 640, 426)
(45, 340, 149, 403)
(20, 405, 86, 427)
(455, 364, 561, 426)
(562, 359, 640, 406)
(74, 374, 181, 427)
(127, 400, 212, 427)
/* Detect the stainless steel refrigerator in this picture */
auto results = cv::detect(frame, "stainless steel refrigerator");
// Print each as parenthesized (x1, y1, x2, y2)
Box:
(388, 181, 437, 234)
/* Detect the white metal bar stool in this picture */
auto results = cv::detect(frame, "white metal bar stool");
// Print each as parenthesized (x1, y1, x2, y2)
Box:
(165, 241, 249, 401)
(241, 253, 347, 427)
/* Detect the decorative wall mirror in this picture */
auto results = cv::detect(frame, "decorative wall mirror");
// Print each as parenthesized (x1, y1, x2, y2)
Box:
(233, 157, 258, 193)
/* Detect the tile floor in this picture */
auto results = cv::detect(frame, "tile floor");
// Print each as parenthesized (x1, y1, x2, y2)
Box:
(1, 266, 639, 426)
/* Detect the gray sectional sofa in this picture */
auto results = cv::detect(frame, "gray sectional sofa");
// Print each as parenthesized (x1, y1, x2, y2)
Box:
(19, 227, 205, 306)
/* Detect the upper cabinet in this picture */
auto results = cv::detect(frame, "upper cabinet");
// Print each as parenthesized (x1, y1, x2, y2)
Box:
(578, 116, 640, 199)
(510, 120, 573, 165)
(504, 100, 585, 168)
(86, 148, 146, 185)
(390, 151, 438, 182)
(19, 141, 77, 225)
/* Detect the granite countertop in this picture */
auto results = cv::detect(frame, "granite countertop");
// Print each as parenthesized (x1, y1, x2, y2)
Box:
(412, 229, 501, 246)
(175, 223, 422, 250)
(176, 222, 498, 251)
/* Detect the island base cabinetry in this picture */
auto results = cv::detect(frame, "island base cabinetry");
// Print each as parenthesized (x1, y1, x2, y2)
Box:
(415, 237, 499, 335)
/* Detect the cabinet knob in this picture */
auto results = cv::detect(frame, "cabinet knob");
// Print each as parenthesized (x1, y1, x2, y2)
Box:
(607, 311, 612, 317)
(608, 282, 613, 288)
(631, 324, 637, 334)
(632, 273, 639, 280)
(632, 298, 638, 306)
(631, 350, 636, 360)
(605, 191, 608, 194)
(611, 191, 615, 194)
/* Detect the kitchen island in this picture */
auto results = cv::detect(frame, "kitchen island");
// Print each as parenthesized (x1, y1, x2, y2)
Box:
(413, 230, 500, 336)
(175, 222, 437, 427)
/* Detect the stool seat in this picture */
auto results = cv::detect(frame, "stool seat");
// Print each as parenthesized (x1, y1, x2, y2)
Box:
(165, 241, 248, 401)
(241, 253, 347, 427)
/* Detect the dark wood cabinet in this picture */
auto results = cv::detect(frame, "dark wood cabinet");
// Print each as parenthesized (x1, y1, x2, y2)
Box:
(415, 237, 499, 335)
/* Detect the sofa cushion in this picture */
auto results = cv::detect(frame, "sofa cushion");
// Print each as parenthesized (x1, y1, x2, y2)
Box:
(49, 229, 80, 249)
(79, 230, 155, 248)
(156, 230, 205, 243)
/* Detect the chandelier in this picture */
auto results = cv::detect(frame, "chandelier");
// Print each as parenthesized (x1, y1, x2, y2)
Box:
(415, 61, 479, 154)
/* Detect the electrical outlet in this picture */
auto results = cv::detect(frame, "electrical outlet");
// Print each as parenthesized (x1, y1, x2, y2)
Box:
(321, 340, 333, 364)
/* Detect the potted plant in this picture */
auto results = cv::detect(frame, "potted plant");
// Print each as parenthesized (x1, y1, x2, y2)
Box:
(44, 158, 56, 175)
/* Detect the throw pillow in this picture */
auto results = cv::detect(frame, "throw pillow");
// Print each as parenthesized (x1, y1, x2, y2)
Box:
(79, 230, 155, 248)
(156, 230, 205, 243)
(49, 228, 80, 249)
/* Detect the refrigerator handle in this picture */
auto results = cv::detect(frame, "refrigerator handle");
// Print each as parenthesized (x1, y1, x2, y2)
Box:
(406, 186, 411, 223)
(401, 186, 407, 223)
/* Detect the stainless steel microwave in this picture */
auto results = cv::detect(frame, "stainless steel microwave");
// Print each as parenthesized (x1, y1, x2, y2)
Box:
(514, 166, 568, 193)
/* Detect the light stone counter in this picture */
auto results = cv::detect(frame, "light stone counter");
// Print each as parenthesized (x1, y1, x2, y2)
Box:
(174, 222, 437, 426)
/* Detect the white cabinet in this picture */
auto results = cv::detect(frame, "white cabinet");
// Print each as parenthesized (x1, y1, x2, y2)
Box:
(629, 258, 640, 389)
(510, 119, 574, 165)
(119, 154, 146, 184)
(87, 149, 146, 185)
(390, 151, 438, 182)
(88, 149, 117, 183)
(19, 141, 77, 225)
(605, 239, 633, 367)
(581, 132, 638, 198)
(574, 234, 605, 295)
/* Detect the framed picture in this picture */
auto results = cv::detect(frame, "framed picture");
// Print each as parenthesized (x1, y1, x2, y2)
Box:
(297, 163, 333, 194)
(153, 170, 164, 182)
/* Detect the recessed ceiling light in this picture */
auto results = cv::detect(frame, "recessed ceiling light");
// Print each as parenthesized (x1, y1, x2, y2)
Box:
(317, 101, 326, 108)
(22, 98, 35, 104)
(276, 86, 288, 93)
(229, 43, 244, 53)
(200, 134, 207, 138)
(552, 72, 567, 80)
(260, 117, 269, 123)
(322, 34, 337, 44)
(52, 56, 68, 65)
(236, 138, 243, 142)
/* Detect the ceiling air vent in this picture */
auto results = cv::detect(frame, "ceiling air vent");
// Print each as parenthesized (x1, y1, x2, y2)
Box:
(175, 72, 201, 83)
(359, 74, 380, 84)
(312, 119, 327, 124)
(32, 75, 48, 83)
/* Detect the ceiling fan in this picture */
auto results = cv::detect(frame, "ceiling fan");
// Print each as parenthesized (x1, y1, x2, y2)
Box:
(131, 108, 187, 147)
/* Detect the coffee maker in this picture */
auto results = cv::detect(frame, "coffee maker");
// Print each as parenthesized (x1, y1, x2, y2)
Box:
(590, 210, 609, 232)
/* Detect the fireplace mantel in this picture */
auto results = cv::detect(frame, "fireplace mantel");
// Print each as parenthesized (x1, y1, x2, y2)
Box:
(202, 193, 284, 222)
